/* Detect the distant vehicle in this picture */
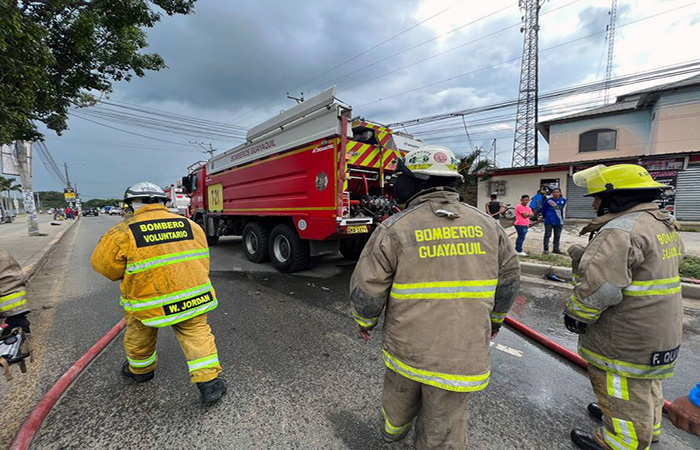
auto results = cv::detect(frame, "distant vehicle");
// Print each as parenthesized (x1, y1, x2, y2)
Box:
(83, 207, 99, 217)
(164, 184, 190, 216)
(0, 203, 14, 224)
(108, 207, 123, 216)
(103, 206, 112, 214)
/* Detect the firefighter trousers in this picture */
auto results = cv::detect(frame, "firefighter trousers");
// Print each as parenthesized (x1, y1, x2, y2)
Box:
(124, 312, 221, 384)
(588, 365, 664, 450)
(382, 368, 470, 450)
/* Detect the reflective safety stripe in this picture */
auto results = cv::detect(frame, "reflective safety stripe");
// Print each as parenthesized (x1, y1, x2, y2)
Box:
(141, 299, 218, 328)
(604, 418, 648, 450)
(126, 248, 209, 274)
(566, 295, 602, 321)
(128, 351, 157, 368)
(382, 349, 489, 392)
(653, 422, 662, 436)
(606, 372, 630, 401)
(622, 277, 681, 297)
(0, 290, 26, 312)
(120, 282, 213, 311)
(579, 345, 676, 379)
(352, 312, 378, 328)
(187, 353, 220, 372)
(391, 280, 498, 300)
(381, 408, 411, 436)
(490, 312, 507, 324)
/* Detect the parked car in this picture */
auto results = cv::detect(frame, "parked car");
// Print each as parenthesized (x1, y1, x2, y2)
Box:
(83, 207, 99, 217)
(108, 207, 123, 216)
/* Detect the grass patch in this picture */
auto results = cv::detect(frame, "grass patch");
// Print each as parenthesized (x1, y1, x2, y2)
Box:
(681, 256, 700, 280)
(520, 253, 572, 268)
(680, 226, 700, 232)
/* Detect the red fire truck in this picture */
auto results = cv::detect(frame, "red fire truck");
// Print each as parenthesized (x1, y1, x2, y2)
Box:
(182, 87, 422, 272)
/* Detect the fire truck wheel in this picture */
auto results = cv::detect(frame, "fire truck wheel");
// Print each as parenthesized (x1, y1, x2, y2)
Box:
(269, 224, 310, 273)
(242, 222, 270, 263)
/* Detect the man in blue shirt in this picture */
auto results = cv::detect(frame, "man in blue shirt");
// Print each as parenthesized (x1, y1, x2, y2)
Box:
(541, 188, 566, 254)
(529, 188, 545, 220)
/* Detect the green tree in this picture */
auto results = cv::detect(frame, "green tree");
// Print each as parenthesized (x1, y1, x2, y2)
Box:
(456, 150, 493, 206)
(0, 0, 196, 144)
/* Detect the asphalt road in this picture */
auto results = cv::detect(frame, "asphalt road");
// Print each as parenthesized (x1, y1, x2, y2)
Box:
(12, 218, 700, 449)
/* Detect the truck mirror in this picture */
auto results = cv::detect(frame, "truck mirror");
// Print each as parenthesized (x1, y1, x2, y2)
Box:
(181, 176, 190, 193)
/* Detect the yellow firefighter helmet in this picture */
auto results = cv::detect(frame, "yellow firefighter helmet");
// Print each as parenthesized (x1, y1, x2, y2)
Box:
(572, 164, 671, 196)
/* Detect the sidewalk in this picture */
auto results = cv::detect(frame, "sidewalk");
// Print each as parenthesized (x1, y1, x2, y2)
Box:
(0, 215, 79, 277)
(507, 220, 700, 257)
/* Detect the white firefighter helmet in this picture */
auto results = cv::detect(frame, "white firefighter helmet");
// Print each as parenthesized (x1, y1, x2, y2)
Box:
(123, 181, 168, 203)
(401, 146, 463, 180)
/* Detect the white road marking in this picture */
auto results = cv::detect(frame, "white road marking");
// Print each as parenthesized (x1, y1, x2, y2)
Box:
(490, 342, 523, 358)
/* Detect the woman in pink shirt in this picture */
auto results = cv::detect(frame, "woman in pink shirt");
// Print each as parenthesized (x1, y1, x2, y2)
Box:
(514, 194, 533, 256)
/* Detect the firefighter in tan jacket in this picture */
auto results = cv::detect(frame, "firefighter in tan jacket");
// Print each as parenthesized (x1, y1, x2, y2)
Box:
(565, 165, 684, 450)
(0, 249, 31, 333)
(91, 182, 226, 404)
(350, 147, 521, 449)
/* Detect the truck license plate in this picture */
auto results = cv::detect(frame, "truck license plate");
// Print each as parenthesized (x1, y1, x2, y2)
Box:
(347, 225, 368, 234)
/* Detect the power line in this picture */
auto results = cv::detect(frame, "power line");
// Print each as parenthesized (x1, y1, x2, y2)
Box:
(356, 2, 694, 109)
(225, 0, 486, 126)
(70, 113, 206, 148)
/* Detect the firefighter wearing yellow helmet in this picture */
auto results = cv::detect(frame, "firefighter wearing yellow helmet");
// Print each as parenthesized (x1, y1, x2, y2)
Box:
(350, 146, 521, 449)
(91, 181, 227, 404)
(566, 165, 684, 450)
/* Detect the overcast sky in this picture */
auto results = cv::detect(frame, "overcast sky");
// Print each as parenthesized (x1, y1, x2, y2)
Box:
(28, 0, 700, 199)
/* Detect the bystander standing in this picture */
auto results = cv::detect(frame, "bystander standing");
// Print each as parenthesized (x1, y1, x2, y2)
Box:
(514, 194, 534, 256)
(541, 188, 567, 254)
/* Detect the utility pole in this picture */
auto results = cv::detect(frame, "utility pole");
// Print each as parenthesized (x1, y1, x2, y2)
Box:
(15, 141, 41, 236)
(64, 162, 72, 189)
(603, 0, 618, 105)
(190, 141, 216, 158)
(512, 0, 544, 168)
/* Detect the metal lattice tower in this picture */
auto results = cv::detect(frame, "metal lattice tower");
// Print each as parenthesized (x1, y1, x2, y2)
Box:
(603, 0, 618, 105)
(512, 0, 543, 167)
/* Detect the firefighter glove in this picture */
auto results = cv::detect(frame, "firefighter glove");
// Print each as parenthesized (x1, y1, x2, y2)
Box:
(564, 313, 587, 334)
(4, 313, 30, 334)
(491, 323, 502, 336)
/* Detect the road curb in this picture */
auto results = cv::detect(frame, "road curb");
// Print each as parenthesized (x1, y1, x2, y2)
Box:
(22, 218, 80, 281)
(520, 260, 700, 301)
(9, 318, 126, 450)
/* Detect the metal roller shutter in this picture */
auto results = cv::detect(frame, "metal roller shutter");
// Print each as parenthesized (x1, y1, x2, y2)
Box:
(675, 166, 700, 221)
(566, 176, 597, 219)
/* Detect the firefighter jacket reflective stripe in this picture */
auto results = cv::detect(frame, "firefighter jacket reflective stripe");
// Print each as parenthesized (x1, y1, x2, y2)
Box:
(0, 249, 29, 318)
(349, 189, 521, 392)
(566, 203, 684, 379)
(91, 204, 217, 327)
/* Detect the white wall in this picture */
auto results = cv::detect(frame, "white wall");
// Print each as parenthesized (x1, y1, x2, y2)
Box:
(477, 170, 570, 212)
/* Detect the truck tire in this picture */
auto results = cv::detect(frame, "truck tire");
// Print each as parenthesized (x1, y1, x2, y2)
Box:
(340, 234, 369, 261)
(196, 217, 219, 246)
(242, 222, 270, 263)
(268, 224, 310, 273)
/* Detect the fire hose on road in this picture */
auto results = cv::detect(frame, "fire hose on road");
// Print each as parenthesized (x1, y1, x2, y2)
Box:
(9, 314, 675, 449)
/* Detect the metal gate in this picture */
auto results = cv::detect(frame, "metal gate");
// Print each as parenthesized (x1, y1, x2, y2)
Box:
(566, 176, 596, 219)
(675, 165, 700, 222)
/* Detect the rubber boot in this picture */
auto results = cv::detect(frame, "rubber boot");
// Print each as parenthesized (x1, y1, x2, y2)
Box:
(197, 378, 227, 405)
(587, 403, 603, 422)
(571, 429, 609, 450)
(381, 425, 411, 443)
(121, 361, 154, 383)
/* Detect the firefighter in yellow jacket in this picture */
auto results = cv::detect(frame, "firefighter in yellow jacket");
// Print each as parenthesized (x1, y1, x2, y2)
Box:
(91, 182, 226, 404)
(350, 146, 521, 449)
(565, 165, 684, 450)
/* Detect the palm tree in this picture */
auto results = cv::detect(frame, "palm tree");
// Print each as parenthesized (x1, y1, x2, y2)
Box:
(456, 150, 493, 206)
